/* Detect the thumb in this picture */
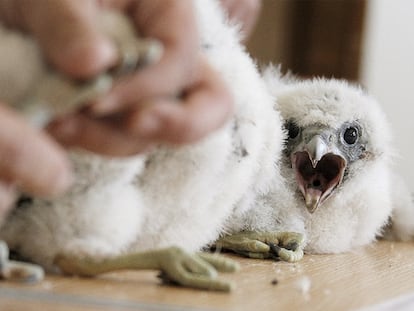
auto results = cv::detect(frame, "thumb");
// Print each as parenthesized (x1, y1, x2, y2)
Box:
(0, 103, 73, 197)
(20, 0, 118, 79)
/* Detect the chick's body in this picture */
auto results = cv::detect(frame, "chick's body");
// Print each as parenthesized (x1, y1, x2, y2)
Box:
(228, 76, 409, 254)
(0, 0, 283, 271)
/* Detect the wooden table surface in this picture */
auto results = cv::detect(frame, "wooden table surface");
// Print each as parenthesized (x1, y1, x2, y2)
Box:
(1, 241, 414, 311)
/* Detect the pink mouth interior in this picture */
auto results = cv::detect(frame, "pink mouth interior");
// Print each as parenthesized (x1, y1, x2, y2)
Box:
(293, 152, 346, 211)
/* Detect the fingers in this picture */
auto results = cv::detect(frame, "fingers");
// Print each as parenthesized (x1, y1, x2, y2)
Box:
(51, 57, 233, 153)
(46, 114, 153, 156)
(0, 181, 16, 222)
(91, 0, 200, 114)
(0, 104, 72, 197)
(123, 58, 234, 144)
(2, 0, 232, 156)
(16, 0, 117, 78)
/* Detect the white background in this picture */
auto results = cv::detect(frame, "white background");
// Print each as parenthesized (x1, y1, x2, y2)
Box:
(361, 0, 414, 190)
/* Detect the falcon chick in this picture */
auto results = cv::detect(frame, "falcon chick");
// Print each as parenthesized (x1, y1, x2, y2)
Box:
(0, 0, 292, 291)
(220, 70, 414, 256)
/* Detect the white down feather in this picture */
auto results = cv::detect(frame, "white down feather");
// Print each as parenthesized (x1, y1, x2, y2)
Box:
(0, 0, 284, 270)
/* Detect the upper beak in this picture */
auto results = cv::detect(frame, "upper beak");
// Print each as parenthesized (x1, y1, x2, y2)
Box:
(306, 136, 328, 168)
(292, 135, 346, 214)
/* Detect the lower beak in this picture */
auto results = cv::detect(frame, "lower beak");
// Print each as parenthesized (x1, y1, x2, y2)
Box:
(292, 137, 346, 213)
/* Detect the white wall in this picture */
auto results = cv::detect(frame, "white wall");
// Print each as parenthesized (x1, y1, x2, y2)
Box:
(361, 0, 414, 189)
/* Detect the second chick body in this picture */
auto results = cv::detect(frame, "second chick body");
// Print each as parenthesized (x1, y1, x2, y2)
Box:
(225, 74, 412, 255)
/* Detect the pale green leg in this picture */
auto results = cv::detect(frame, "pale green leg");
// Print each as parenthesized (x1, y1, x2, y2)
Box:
(55, 246, 239, 292)
(0, 241, 44, 283)
(215, 231, 305, 262)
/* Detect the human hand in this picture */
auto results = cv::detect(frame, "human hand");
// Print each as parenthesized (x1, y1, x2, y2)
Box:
(220, 0, 262, 42)
(1, 0, 233, 156)
(0, 103, 72, 221)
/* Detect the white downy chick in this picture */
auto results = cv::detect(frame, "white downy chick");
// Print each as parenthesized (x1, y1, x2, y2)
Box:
(0, 0, 284, 290)
(227, 68, 414, 255)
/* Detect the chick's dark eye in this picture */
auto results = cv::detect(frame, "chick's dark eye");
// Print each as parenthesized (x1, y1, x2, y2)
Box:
(343, 127, 358, 145)
(286, 121, 300, 139)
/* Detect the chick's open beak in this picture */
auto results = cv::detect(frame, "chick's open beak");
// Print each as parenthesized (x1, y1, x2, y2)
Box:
(292, 135, 346, 213)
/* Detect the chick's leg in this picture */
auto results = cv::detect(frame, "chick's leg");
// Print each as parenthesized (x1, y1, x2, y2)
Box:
(55, 246, 239, 292)
(215, 231, 305, 262)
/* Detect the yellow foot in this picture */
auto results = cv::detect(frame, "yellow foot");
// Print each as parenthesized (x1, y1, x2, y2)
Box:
(0, 241, 44, 283)
(55, 246, 239, 292)
(215, 231, 305, 262)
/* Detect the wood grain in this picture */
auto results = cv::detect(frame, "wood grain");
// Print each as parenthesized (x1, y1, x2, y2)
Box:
(1, 241, 414, 311)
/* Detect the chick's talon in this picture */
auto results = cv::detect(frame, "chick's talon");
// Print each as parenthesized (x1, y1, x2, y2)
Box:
(0, 241, 44, 284)
(55, 246, 237, 292)
(214, 231, 305, 262)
